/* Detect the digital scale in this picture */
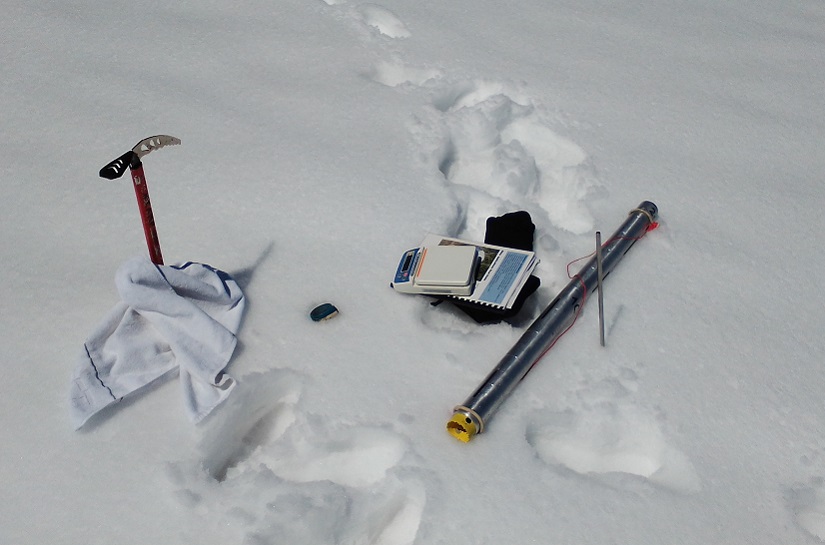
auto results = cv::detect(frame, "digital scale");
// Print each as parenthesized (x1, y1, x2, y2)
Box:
(391, 244, 479, 296)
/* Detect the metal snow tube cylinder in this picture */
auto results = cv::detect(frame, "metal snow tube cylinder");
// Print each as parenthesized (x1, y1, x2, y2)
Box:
(447, 201, 659, 442)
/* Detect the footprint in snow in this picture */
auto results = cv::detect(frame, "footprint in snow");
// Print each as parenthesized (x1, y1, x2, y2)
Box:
(197, 368, 302, 481)
(341, 472, 428, 545)
(526, 371, 701, 495)
(167, 369, 428, 545)
(403, 77, 603, 242)
(358, 4, 411, 38)
(788, 478, 825, 541)
(429, 80, 602, 238)
(260, 419, 407, 488)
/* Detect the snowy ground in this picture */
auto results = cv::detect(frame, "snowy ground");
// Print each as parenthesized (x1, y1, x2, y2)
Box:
(2, 1, 825, 543)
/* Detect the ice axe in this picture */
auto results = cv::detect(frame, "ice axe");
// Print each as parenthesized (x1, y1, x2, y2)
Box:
(99, 136, 181, 265)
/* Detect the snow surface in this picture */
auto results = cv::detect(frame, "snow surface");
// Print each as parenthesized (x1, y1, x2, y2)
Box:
(2, 0, 825, 543)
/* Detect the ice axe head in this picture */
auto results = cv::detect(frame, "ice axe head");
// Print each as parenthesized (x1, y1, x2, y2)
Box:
(99, 135, 181, 179)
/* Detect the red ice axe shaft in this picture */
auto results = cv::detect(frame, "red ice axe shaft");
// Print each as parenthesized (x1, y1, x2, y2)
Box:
(129, 161, 163, 265)
(99, 136, 181, 265)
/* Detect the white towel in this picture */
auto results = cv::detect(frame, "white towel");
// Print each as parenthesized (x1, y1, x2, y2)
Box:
(69, 256, 246, 429)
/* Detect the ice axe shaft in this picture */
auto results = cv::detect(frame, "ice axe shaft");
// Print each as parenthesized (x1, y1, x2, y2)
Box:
(99, 136, 181, 265)
(129, 160, 163, 265)
(447, 201, 659, 442)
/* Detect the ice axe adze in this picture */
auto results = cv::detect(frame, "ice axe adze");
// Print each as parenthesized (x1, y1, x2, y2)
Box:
(99, 135, 181, 265)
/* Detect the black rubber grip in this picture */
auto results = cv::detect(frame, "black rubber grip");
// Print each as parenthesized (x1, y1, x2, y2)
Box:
(99, 150, 139, 180)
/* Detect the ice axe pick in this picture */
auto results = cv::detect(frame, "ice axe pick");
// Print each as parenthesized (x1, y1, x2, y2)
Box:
(99, 135, 181, 265)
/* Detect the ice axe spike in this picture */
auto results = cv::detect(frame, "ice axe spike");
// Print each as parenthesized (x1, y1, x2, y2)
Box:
(99, 135, 181, 265)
